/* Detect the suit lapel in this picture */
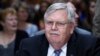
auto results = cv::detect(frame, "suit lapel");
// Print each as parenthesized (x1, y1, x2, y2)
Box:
(41, 34, 49, 56)
(67, 32, 78, 56)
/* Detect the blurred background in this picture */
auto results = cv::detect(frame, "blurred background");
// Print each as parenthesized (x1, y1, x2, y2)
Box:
(0, 0, 97, 56)
(0, 0, 96, 32)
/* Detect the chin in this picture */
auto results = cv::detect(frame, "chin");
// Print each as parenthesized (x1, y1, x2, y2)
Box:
(51, 40, 62, 46)
(51, 38, 61, 42)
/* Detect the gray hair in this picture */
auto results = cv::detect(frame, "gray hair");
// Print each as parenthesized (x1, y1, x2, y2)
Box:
(44, 3, 76, 23)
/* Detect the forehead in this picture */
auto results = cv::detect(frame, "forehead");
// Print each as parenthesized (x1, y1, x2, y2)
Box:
(46, 9, 68, 21)
(5, 13, 16, 19)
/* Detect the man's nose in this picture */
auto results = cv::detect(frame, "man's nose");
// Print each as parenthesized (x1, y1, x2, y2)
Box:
(51, 22, 57, 30)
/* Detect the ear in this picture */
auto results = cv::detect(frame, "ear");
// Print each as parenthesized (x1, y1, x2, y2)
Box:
(69, 23, 75, 34)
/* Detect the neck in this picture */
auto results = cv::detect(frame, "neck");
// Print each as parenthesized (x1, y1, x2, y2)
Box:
(2, 29, 16, 37)
(18, 21, 26, 25)
(18, 21, 27, 30)
(51, 42, 66, 50)
(50, 35, 70, 50)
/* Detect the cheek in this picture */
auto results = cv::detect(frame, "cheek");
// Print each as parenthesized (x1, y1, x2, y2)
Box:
(21, 12, 28, 17)
(59, 27, 72, 37)
(45, 24, 49, 30)
(18, 13, 22, 17)
(6, 21, 14, 26)
(18, 13, 25, 18)
(45, 24, 48, 30)
(3, 23, 11, 29)
(45, 26, 50, 34)
(59, 28, 71, 42)
(24, 13, 28, 17)
(20, 14, 24, 18)
(59, 29, 67, 37)
(6, 22, 12, 27)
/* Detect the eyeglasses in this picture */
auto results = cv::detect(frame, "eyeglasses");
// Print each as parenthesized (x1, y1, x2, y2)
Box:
(44, 20, 70, 29)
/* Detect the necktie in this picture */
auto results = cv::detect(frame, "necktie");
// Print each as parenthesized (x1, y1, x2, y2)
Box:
(54, 49, 62, 56)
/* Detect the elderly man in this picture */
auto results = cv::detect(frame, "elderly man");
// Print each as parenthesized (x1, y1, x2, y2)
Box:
(34, 2, 91, 36)
(16, 3, 99, 56)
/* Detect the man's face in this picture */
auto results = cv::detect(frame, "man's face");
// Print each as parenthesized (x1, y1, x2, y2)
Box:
(44, 10, 75, 45)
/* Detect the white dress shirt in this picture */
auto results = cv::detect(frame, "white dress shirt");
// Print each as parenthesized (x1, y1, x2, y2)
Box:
(47, 43, 67, 56)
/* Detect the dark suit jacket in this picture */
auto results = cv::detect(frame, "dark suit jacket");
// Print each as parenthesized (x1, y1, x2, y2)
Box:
(16, 30, 100, 56)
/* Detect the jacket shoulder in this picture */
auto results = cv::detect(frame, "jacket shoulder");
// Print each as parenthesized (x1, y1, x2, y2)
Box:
(20, 34, 46, 47)
(75, 31, 97, 48)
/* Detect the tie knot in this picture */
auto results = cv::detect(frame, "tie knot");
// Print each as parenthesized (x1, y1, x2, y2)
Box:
(54, 49, 62, 56)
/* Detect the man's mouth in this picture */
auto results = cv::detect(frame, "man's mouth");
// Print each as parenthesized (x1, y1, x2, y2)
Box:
(50, 33, 59, 37)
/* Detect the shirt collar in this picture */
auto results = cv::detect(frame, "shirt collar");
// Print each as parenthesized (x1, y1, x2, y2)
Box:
(47, 43, 67, 56)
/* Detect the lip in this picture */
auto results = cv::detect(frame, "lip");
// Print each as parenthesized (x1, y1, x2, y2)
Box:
(50, 33, 59, 37)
